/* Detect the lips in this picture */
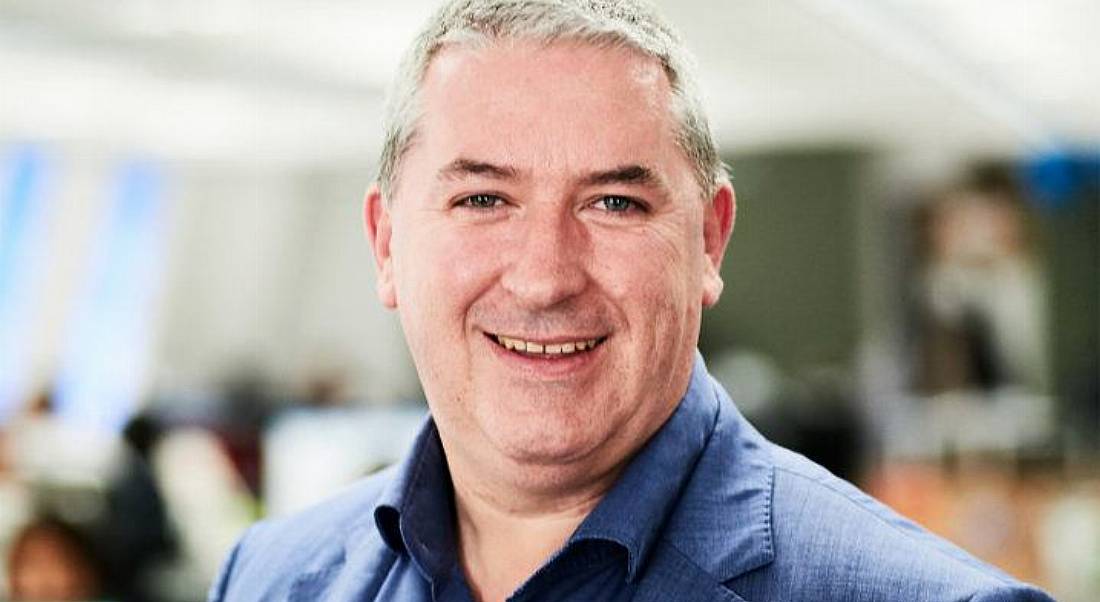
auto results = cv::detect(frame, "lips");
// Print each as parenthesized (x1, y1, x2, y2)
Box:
(489, 333, 607, 356)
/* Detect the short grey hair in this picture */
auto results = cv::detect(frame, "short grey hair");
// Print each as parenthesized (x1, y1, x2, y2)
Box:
(377, 0, 726, 199)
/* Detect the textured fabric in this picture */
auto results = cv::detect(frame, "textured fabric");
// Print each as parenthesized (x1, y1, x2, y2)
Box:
(209, 354, 1054, 601)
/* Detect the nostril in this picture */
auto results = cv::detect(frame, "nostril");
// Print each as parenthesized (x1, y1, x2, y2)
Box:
(499, 225, 589, 308)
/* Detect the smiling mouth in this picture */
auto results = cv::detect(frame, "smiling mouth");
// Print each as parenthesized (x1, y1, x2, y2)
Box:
(488, 333, 608, 357)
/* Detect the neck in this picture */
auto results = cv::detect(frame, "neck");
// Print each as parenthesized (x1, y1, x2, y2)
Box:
(448, 455, 624, 602)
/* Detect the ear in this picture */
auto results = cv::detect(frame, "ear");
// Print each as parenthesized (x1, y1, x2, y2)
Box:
(364, 183, 397, 309)
(701, 182, 736, 307)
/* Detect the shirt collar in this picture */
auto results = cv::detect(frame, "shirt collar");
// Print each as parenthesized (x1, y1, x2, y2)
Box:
(373, 420, 457, 585)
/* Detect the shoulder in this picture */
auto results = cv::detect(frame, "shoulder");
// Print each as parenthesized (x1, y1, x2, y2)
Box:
(729, 442, 1051, 601)
(208, 467, 396, 601)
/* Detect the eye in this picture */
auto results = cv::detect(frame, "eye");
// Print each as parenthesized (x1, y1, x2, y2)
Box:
(592, 195, 643, 214)
(457, 193, 505, 210)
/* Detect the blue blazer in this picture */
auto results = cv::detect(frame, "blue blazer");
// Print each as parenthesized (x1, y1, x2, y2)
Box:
(209, 365, 1053, 601)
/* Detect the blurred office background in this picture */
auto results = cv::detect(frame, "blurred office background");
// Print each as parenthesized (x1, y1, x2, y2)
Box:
(0, 0, 1097, 600)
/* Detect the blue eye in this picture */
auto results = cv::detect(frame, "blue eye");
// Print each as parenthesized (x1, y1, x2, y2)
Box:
(594, 195, 640, 213)
(459, 194, 503, 209)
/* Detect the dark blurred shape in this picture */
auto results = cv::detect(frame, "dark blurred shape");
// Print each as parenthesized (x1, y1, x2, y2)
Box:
(750, 372, 867, 484)
(971, 161, 1028, 202)
(215, 368, 276, 497)
(921, 306, 1004, 393)
(7, 516, 103, 601)
(701, 150, 865, 375)
(1070, 374, 1100, 455)
(94, 412, 178, 602)
(122, 411, 164, 460)
(25, 388, 54, 416)
(302, 370, 348, 409)
(1029, 154, 1100, 457)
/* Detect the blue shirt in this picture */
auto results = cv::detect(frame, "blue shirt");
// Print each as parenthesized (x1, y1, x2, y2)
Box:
(371, 355, 720, 601)
(210, 354, 1054, 601)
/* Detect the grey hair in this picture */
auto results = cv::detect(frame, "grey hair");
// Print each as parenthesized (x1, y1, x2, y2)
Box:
(377, 0, 726, 199)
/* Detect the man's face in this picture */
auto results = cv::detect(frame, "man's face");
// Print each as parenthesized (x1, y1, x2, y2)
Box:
(367, 40, 733, 476)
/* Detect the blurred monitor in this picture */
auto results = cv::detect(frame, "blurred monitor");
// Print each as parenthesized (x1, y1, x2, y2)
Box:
(262, 405, 424, 517)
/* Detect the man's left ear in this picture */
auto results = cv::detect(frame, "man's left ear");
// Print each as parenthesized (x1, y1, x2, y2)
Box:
(701, 182, 736, 308)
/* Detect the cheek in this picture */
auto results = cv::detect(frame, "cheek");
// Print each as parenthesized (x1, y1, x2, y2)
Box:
(394, 220, 502, 323)
(593, 220, 700, 311)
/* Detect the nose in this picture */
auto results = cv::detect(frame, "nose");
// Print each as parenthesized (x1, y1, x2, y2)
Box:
(500, 207, 589, 309)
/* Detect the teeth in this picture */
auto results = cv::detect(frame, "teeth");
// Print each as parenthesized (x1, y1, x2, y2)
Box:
(495, 335, 601, 355)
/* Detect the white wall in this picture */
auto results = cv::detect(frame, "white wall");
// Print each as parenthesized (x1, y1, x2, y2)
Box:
(153, 164, 419, 404)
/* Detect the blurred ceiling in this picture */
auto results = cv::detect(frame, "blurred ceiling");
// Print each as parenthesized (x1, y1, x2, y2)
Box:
(1, 0, 1097, 169)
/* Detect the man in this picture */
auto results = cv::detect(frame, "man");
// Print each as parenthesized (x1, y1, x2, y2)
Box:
(209, 1, 1053, 600)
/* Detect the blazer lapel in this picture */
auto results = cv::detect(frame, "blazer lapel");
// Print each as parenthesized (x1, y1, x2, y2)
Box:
(658, 377, 776, 584)
(634, 542, 748, 602)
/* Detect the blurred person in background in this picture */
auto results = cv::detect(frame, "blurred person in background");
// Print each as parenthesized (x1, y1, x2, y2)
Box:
(208, 1, 1053, 601)
(94, 412, 178, 602)
(916, 171, 1047, 396)
(6, 516, 102, 601)
(212, 369, 275, 499)
(1, 389, 183, 601)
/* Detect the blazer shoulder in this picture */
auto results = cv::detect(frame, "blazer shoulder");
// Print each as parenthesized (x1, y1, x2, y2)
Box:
(209, 467, 396, 601)
(726, 444, 1053, 601)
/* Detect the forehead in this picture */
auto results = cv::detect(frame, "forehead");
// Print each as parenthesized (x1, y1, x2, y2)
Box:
(408, 39, 689, 183)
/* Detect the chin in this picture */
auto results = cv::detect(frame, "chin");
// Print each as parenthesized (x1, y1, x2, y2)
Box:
(484, 413, 606, 467)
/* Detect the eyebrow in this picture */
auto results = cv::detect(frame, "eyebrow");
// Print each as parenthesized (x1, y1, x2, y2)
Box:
(580, 164, 656, 187)
(438, 158, 519, 181)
